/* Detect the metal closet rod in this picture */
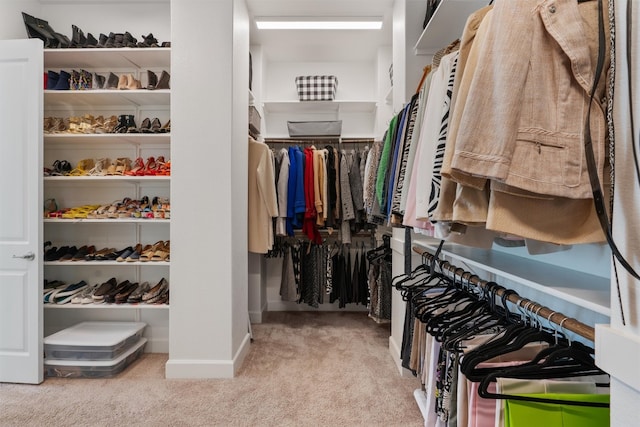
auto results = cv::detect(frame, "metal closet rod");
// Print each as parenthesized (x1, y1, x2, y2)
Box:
(411, 246, 595, 342)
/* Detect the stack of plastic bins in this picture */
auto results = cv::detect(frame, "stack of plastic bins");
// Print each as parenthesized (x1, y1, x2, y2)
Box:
(43, 321, 147, 378)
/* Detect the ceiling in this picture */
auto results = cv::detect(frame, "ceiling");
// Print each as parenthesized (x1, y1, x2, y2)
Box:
(246, 0, 394, 62)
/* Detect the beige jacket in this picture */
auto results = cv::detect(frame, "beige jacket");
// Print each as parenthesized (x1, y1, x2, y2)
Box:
(449, 0, 609, 200)
(248, 138, 278, 254)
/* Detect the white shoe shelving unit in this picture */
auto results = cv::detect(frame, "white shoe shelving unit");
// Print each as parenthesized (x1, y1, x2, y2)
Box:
(43, 47, 171, 353)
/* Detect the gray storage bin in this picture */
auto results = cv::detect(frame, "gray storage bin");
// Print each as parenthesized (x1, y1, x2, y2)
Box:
(287, 120, 342, 137)
(249, 105, 261, 135)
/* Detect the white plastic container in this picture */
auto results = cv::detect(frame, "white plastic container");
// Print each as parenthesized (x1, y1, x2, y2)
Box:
(44, 337, 147, 378)
(44, 321, 146, 360)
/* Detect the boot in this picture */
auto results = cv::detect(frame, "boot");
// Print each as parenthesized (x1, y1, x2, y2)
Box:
(154, 70, 170, 90)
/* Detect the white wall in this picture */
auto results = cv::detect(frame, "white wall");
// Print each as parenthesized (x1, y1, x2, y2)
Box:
(167, 0, 249, 379)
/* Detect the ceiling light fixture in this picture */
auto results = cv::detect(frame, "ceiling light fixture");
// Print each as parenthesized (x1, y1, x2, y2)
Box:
(255, 17, 383, 30)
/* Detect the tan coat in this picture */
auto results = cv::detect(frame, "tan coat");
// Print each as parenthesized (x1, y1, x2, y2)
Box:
(248, 138, 278, 254)
(438, 0, 608, 244)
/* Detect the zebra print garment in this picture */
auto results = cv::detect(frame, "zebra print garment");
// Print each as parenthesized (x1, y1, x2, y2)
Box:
(391, 93, 420, 216)
(428, 52, 459, 220)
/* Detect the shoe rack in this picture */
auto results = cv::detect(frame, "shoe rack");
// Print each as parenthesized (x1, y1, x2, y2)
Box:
(42, 47, 171, 352)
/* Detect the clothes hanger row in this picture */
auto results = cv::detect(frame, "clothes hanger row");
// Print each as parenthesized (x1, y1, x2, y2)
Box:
(410, 245, 596, 342)
(398, 244, 609, 408)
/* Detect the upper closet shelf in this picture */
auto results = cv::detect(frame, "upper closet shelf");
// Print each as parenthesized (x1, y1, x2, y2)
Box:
(44, 89, 170, 107)
(44, 47, 171, 69)
(262, 100, 377, 114)
(413, 240, 611, 316)
(413, 0, 488, 55)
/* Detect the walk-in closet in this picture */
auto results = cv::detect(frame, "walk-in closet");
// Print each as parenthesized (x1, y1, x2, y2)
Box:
(1, 0, 640, 426)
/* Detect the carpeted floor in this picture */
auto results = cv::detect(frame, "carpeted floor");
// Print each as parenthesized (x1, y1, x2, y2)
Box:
(0, 312, 424, 427)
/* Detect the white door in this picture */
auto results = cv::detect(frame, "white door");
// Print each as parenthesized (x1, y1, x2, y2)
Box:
(0, 39, 43, 384)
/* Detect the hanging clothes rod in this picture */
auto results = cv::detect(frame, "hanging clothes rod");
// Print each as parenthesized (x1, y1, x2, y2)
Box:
(412, 246, 596, 342)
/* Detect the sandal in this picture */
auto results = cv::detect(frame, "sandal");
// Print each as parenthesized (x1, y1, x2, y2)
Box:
(140, 240, 164, 262)
(114, 157, 132, 175)
(124, 157, 145, 176)
(150, 240, 170, 261)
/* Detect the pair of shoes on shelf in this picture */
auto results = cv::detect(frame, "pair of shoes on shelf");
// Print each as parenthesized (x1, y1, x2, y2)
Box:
(43, 281, 88, 304)
(118, 74, 142, 90)
(113, 115, 137, 133)
(101, 31, 138, 48)
(83, 246, 115, 259)
(139, 240, 170, 262)
(91, 277, 118, 303)
(142, 278, 169, 303)
(127, 282, 150, 303)
(71, 283, 100, 304)
(146, 70, 170, 90)
(46, 160, 72, 176)
(125, 156, 170, 176)
(70, 24, 102, 48)
(46, 70, 70, 90)
(104, 157, 133, 175)
(65, 158, 95, 176)
(43, 117, 69, 133)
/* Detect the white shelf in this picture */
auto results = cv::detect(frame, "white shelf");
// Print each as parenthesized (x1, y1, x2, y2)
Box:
(44, 303, 169, 309)
(44, 89, 170, 107)
(413, 0, 488, 55)
(44, 176, 170, 183)
(44, 261, 170, 266)
(44, 133, 170, 145)
(262, 100, 377, 114)
(44, 218, 169, 224)
(413, 240, 611, 316)
(44, 47, 171, 69)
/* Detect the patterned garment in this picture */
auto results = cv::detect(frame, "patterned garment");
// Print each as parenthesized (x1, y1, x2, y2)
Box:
(367, 256, 392, 323)
(428, 52, 458, 220)
(299, 242, 323, 308)
(364, 140, 384, 216)
(392, 93, 420, 215)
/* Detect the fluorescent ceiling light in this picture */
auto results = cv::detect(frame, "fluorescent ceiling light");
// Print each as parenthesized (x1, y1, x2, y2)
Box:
(255, 17, 383, 30)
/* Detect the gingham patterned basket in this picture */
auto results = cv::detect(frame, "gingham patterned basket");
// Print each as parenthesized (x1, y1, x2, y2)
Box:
(295, 75, 338, 101)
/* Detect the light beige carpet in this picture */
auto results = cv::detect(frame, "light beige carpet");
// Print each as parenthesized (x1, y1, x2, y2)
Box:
(0, 312, 424, 427)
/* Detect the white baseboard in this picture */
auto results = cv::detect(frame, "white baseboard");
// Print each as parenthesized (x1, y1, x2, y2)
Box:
(249, 301, 268, 324)
(164, 332, 251, 379)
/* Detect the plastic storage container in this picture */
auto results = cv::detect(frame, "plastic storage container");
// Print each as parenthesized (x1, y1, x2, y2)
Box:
(44, 338, 147, 378)
(44, 321, 146, 360)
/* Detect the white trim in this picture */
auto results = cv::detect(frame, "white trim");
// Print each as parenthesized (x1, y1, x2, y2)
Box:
(165, 332, 251, 379)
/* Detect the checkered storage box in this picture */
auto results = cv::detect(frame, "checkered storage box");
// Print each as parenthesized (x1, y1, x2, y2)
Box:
(295, 75, 338, 101)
